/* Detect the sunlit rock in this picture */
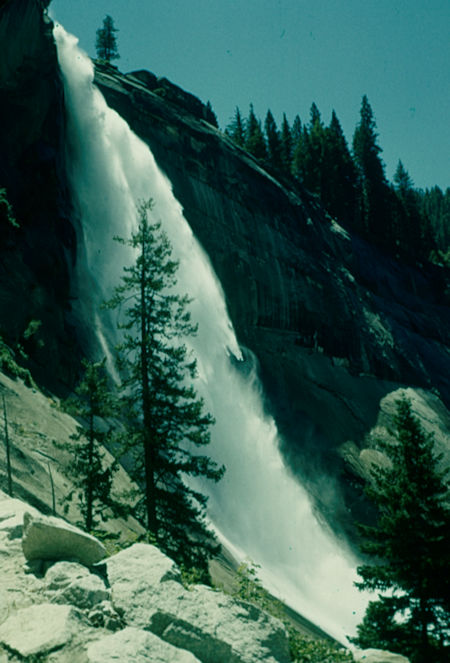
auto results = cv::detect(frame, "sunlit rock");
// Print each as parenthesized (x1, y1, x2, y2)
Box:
(87, 627, 202, 663)
(22, 511, 106, 566)
(0, 603, 79, 658)
(45, 560, 109, 608)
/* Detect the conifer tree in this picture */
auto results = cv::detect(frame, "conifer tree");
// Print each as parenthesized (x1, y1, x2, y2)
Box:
(291, 115, 302, 145)
(226, 107, 245, 146)
(280, 113, 293, 176)
(96, 15, 120, 64)
(107, 199, 224, 572)
(61, 358, 123, 532)
(354, 395, 450, 662)
(322, 110, 358, 226)
(245, 104, 267, 162)
(264, 109, 283, 173)
(293, 103, 326, 196)
(352, 95, 392, 246)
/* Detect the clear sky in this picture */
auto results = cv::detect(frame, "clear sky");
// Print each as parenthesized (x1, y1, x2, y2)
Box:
(50, 0, 449, 190)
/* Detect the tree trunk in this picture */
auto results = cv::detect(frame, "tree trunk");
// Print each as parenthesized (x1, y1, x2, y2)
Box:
(140, 234, 158, 536)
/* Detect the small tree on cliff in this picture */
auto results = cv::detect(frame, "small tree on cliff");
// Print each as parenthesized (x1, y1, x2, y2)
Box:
(353, 395, 450, 662)
(60, 359, 125, 532)
(95, 15, 120, 64)
(106, 199, 224, 573)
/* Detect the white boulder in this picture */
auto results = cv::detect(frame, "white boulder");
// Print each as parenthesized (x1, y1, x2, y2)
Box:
(22, 511, 106, 566)
(87, 626, 202, 663)
(45, 560, 110, 608)
(105, 543, 291, 663)
(0, 497, 40, 538)
(353, 648, 410, 663)
(0, 603, 79, 657)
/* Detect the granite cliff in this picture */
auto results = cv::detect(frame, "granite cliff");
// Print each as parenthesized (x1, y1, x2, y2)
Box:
(1, 0, 450, 533)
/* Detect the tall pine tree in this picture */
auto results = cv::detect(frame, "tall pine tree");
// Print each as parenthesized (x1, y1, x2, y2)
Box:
(107, 199, 224, 572)
(352, 95, 392, 247)
(245, 104, 267, 162)
(321, 110, 358, 226)
(264, 109, 283, 173)
(226, 107, 245, 146)
(354, 395, 450, 662)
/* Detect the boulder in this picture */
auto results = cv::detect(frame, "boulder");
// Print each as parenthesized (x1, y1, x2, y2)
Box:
(87, 626, 202, 663)
(45, 560, 110, 609)
(149, 584, 290, 663)
(106, 543, 290, 663)
(22, 511, 106, 566)
(0, 603, 79, 658)
(0, 497, 40, 539)
(353, 648, 410, 663)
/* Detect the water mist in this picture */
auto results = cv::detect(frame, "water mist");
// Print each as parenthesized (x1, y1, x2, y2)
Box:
(54, 24, 369, 641)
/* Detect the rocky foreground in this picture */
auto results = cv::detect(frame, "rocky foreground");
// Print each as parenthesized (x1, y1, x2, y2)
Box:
(0, 491, 410, 663)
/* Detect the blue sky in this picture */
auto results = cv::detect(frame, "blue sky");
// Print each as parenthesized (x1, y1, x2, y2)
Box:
(50, 0, 449, 189)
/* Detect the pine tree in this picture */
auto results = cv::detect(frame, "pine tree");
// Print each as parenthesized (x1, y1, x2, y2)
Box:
(321, 110, 358, 226)
(354, 395, 450, 662)
(280, 114, 293, 176)
(107, 199, 224, 572)
(95, 15, 120, 64)
(264, 109, 283, 173)
(293, 103, 326, 196)
(60, 358, 123, 532)
(352, 95, 392, 246)
(245, 104, 267, 162)
(226, 107, 245, 147)
(291, 115, 302, 145)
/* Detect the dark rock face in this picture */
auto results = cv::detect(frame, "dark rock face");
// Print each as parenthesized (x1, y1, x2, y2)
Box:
(93, 67, 450, 526)
(0, 0, 79, 391)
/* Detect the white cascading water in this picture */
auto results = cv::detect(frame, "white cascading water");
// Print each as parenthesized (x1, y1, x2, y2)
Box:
(54, 24, 369, 642)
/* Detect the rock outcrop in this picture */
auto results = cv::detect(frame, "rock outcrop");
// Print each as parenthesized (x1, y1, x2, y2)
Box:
(0, 492, 293, 663)
(0, 0, 81, 391)
(353, 649, 410, 663)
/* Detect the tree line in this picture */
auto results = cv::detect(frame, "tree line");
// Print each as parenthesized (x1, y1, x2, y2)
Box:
(226, 99, 449, 266)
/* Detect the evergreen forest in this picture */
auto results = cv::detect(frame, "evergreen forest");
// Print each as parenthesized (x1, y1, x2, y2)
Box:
(225, 98, 450, 266)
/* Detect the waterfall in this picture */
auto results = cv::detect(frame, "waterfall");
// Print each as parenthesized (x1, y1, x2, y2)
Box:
(54, 24, 369, 642)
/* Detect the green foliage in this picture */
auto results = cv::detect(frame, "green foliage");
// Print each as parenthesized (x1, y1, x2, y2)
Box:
(226, 106, 246, 146)
(245, 104, 268, 161)
(106, 198, 224, 573)
(354, 395, 450, 662)
(0, 187, 18, 228)
(96, 15, 120, 63)
(264, 109, 283, 173)
(349, 596, 415, 654)
(59, 358, 125, 532)
(288, 630, 353, 663)
(0, 334, 35, 386)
